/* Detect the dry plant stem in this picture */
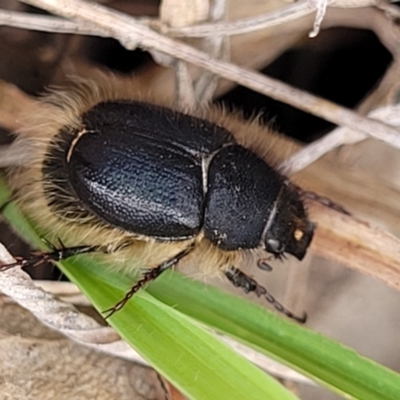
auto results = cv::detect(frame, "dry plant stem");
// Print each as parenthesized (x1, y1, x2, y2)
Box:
(0, 2, 313, 38)
(322, 6, 400, 57)
(0, 9, 105, 36)
(0, 243, 147, 363)
(0, 285, 315, 386)
(33, 280, 91, 306)
(279, 127, 361, 172)
(282, 60, 400, 174)
(164, 0, 314, 37)
(174, 60, 197, 109)
(194, 35, 227, 103)
(159, 0, 201, 108)
(280, 103, 400, 173)
(1, 6, 396, 154)
(377, 1, 400, 19)
(19, 0, 400, 152)
(309, 201, 400, 290)
(356, 60, 400, 115)
(1, 2, 392, 39)
(309, 0, 329, 37)
(194, 0, 229, 103)
(0, 250, 315, 386)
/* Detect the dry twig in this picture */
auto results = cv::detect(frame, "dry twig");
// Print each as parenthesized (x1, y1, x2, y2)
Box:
(12, 0, 400, 153)
(281, 103, 400, 173)
(0, 246, 316, 385)
(0, 243, 146, 363)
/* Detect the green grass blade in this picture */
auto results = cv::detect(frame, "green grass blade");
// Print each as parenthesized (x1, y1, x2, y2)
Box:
(0, 175, 299, 400)
(2, 174, 400, 399)
(147, 271, 400, 400)
(59, 257, 298, 400)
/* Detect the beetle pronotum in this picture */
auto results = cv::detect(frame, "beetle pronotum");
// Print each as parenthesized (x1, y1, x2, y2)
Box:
(1, 75, 314, 321)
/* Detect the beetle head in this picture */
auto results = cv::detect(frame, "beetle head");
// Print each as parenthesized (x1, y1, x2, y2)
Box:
(263, 185, 315, 260)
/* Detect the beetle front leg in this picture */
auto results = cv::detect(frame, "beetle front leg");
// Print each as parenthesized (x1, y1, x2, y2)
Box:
(0, 239, 98, 272)
(225, 266, 307, 323)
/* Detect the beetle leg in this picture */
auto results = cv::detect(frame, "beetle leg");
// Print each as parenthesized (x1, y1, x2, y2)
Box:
(103, 244, 195, 319)
(0, 239, 98, 272)
(225, 266, 307, 323)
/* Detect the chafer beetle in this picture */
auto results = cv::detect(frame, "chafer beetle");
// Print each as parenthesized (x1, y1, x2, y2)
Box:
(2, 76, 314, 321)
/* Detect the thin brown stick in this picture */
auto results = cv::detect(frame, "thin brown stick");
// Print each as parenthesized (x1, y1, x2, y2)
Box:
(0, 245, 315, 385)
(18, 0, 400, 152)
(281, 103, 400, 173)
(0, 9, 105, 36)
(0, 2, 313, 38)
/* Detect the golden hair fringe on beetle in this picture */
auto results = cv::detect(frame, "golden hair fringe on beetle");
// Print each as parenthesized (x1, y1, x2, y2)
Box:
(3, 72, 315, 321)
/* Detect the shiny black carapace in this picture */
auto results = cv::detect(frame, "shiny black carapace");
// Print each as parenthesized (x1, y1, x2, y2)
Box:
(4, 90, 315, 321)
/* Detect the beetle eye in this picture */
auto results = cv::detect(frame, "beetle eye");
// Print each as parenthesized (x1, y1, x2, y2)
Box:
(266, 238, 282, 254)
(294, 229, 304, 241)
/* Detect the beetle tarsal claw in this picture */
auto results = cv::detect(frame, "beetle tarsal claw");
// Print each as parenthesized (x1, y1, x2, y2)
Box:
(0, 258, 25, 271)
(225, 266, 307, 323)
(257, 258, 273, 272)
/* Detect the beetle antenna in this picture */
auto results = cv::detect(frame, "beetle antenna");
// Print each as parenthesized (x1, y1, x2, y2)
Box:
(297, 188, 350, 216)
(103, 244, 195, 319)
(225, 267, 307, 323)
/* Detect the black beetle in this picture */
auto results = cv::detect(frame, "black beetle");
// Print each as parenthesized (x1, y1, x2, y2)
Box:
(3, 77, 314, 321)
